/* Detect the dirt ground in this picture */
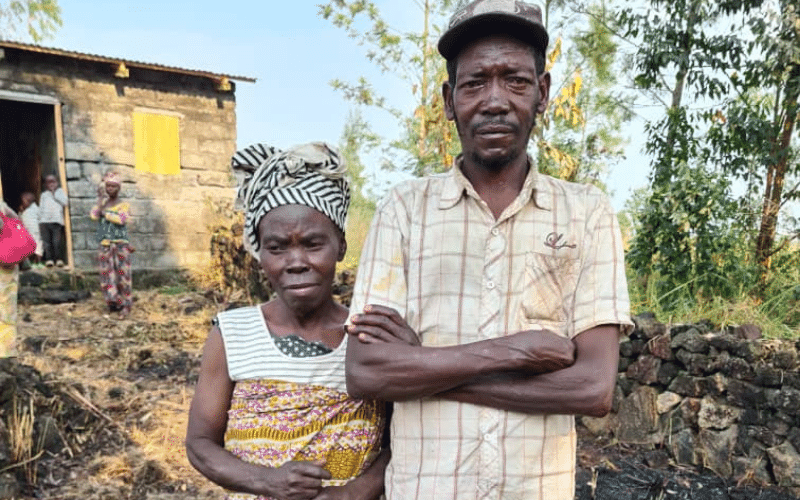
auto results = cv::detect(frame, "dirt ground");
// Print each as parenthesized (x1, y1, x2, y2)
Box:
(6, 285, 800, 500)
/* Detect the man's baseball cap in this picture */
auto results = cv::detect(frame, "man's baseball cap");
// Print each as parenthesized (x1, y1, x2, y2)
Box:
(437, 0, 549, 60)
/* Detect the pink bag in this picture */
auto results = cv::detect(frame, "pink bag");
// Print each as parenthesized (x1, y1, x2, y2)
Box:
(0, 213, 37, 264)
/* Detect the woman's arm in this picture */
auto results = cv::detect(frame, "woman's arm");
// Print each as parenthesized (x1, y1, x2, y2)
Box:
(186, 327, 331, 500)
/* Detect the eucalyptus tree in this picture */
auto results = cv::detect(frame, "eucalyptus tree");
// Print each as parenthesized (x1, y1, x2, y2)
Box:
(618, 0, 784, 305)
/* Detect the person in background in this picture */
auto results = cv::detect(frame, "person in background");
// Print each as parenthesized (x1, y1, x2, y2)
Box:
(39, 174, 69, 267)
(19, 192, 43, 268)
(345, 1, 633, 499)
(0, 201, 26, 357)
(90, 172, 132, 319)
(186, 142, 389, 500)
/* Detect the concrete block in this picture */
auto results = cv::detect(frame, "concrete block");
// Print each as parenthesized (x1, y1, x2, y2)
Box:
(65, 161, 82, 180)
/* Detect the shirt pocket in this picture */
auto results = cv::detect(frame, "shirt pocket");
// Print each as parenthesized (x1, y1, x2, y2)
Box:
(520, 251, 578, 326)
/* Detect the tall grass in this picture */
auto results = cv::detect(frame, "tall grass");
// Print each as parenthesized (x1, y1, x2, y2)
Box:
(628, 249, 800, 339)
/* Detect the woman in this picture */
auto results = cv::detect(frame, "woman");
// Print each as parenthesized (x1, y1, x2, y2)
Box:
(89, 172, 132, 319)
(186, 143, 388, 500)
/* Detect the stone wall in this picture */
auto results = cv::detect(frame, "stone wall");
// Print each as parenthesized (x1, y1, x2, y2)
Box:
(0, 49, 238, 270)
(582, 314, 800, 495)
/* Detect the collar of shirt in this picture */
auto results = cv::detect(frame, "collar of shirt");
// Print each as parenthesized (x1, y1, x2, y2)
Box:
(438, 154, 549, 220)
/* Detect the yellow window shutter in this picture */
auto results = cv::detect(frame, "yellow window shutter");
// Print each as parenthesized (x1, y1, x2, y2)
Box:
(133, 111, 181, 175)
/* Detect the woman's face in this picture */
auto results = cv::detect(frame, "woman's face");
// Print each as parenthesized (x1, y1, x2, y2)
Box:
(257, 205, 346, 317)
(105, 182, 120, 198)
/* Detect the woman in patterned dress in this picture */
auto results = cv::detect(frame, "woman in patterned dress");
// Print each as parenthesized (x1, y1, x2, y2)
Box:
(186, 143, 389, 500)
(0, 201, 25, 358)
(90, 172, 132, 319)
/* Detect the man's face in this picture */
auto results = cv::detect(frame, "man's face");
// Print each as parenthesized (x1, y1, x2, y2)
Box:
(45, 176, 57, 192)
(443, 35, 550, 171)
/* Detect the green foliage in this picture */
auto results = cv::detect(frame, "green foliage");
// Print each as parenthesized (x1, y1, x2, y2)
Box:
(319, 0, 460, 178)
(619, 0, 800, 307)
(536, 2, 634, 186)
(0, 0, 61, 42)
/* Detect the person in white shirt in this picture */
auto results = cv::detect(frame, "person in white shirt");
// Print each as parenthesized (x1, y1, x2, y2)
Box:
(39, 174, 68, 267)
(19, 192, 43, 266)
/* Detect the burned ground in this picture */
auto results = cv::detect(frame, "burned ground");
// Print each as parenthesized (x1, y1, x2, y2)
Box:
(1, 283, 798, 499)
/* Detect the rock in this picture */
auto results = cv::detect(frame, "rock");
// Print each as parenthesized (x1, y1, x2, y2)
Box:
(632, 312, 666, 340)
(767, 441, 800, 489)
(670, 428, 698, 465)
(733, 323, 763, 340)
(0, 472, 20, 499)
(647, 333, 674, 360)
(698, 425, 738, 476)
(721, 356, 756, 380)
(614, 385, 662, 444)
(675, 349, 711, 376)
(35, 415, 62, 453)
(740, 408, 772, 426)
(0, 420, 9, 466)
(771, 349, 798, 370)
(0, 373, 15, 406)
(785, 371, 800, 391)
(668, 374, 706, 398)
(766, 387, 800, 414)
(626, 355, 661, 385)
(41, 289, 91, 304)
(788, 427, 800, 454)
(670, 328, 709, 353)
(746, 425, 785, 447)
(644, 448, 671, 468)
(727, 379, 768, 409)
(698, 396, 741, 429)
(677, 397, 702, 428)
(580, 413, 613, 437)
(656, 391, 682, 414)
(733, 455, 773, 486)
(656, 361, 681, 386)
(754, 364, 787, 387)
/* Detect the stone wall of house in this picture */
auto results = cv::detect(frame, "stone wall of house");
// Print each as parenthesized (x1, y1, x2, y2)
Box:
(581, 314, 800, 495)
(0, 49, 238, 270)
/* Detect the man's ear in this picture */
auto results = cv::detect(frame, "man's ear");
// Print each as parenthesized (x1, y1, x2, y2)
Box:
(443, 82, 455, 121)
(536, 71, 552, 115)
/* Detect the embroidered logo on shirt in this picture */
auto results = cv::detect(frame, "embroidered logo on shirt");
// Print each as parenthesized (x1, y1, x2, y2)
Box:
(544, 232, 576, 250)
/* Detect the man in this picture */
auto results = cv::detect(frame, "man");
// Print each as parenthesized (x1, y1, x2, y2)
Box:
(346, 1, 633, 499)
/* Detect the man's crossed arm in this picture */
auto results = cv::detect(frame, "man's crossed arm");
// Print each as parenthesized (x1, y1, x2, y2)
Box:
(346, 304, 620, 418)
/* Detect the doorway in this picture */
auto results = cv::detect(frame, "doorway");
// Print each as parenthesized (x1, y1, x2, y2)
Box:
(0, 96, 72, 266)
(0, 99, 60, 211)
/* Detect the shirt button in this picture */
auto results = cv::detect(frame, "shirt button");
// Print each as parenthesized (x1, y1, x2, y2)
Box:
(487, 281, 495, 289)
(491, 228, 499, 236)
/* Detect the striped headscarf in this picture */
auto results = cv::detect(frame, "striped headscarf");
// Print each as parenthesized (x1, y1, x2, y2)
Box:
(231, 142, 350, 259)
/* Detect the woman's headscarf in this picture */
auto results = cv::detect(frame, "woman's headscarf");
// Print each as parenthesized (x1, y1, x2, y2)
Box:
(103, 171, 121, 186)
(231, 142, 350, 260)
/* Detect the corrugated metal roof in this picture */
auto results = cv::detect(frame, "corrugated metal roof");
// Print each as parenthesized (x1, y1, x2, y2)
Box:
(0, 40, 256, 83)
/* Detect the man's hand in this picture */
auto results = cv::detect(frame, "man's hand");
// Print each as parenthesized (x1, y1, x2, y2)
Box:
(348, 304, 420, 346)
(264, 460, 332, 500)
(502, 328, 576, 374)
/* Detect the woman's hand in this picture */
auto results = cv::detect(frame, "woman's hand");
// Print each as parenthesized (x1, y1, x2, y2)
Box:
(264, 460, 331, 500)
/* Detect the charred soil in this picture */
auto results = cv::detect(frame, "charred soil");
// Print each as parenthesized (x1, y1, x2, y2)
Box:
(1, 285, 798, 500)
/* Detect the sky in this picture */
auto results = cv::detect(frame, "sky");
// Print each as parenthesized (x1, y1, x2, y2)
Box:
(44, 0, 652, 211)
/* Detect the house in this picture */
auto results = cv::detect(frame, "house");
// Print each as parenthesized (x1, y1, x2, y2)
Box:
(0, 40, 254, 270)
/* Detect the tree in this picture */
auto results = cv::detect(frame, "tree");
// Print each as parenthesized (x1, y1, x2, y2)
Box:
(619, 0, 763, 306)
(621, 0, 799, 303)
(0, 0, 61, 42)
(536, 1, 634, 185)
(319, 0, 460, 177)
